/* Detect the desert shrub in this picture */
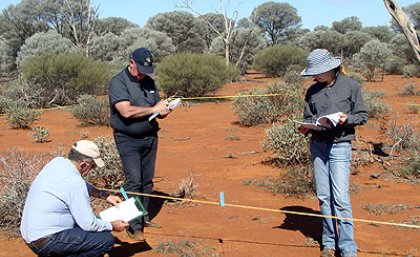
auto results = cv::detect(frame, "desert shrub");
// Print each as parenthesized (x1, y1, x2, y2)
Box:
(232, 82, 303, 127)
(253, 44, 307, 77)
(0, 150, 45, 232)
(406, 103, 420, 114)
(283, 65, 304, 85)
(3, 77, 48, 108)
(384, 55, 405, 74)
(154, 240, 219, 257)
(345, 72, 365, 85)
(232, 88, 275, 126)
(5, 106, 41, 129)
(31, 126, 50, 143)
(270, 165, 315, 198)
(399, 84, 419, 96)
(71, 95, 110, 126)
(175, 172, 197, 199)
(362, 90, 388, 118)
(86, 136, 124, 190)
(21, 53, 113, 106)
(386, 122, 420, 152)
(0, 96, 17, 114)
(403, 64, 420, 77)
(263, 121, 311, 165)
(397, 156, 420, 181)
(156, 53, 239, 97)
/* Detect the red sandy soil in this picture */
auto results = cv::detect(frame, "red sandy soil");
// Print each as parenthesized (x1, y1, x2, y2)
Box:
(0, 72, 419, 257)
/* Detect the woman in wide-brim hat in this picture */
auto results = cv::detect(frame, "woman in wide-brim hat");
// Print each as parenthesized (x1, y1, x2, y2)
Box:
(297, 49, 368, 257)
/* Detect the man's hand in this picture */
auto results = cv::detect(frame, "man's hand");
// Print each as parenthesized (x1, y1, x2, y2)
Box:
(297, 125, 310, 134)
(106, 195, 123, 206)
(111, 220, 129, 232)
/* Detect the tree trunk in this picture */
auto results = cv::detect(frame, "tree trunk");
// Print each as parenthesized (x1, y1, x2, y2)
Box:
(383, 0, 420, 63)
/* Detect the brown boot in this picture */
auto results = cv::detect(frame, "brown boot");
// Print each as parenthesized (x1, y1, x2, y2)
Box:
(320, 248, 335, 257)
(125, 228, 145, 241)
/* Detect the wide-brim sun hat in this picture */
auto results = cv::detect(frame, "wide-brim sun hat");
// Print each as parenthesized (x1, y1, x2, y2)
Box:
(300, 49, 341, 76)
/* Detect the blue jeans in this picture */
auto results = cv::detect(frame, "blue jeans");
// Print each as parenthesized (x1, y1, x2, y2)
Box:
(310, 140, 357, 257)
(27, 226, 115, 257)
(114, 132, 158, 231)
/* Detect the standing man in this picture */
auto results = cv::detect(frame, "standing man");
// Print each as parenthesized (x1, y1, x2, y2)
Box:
(108, 47, 171, 241)
(297, 49, 368, 257)
(20, 140, 128, 257)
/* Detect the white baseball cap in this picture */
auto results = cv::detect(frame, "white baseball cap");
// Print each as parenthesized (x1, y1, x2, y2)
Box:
(72, 140, 105, 168)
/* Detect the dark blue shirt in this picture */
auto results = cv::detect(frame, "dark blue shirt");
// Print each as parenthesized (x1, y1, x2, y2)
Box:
(109, 68, 161, 137)
(303, 75, 368, 142)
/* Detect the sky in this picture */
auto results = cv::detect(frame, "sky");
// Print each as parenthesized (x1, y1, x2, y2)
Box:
(0, 0, 418, 30)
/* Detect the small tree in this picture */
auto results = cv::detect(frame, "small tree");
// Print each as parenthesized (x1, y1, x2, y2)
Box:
(351, 39, 392, 81)
(156, 53, 238, 97)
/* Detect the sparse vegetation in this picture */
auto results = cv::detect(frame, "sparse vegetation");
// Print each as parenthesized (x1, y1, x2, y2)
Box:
(153, 240, 219, 257)
(362, 90, 388, 118)
(363, 203, 411, 215)
(398, 84, 419, 96)
(0, 150, 46, 233)
(263, 121, 310, 165)
(71, 94, 110, 126)
(270, 166, 315, 198)
(31, 126, 50, 143)
(5, 106, 41, 129)
(406, 103, 420, 114)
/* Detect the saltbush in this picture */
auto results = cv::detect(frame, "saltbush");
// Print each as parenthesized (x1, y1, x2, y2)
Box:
(156, 53, 239, 97)
(403, 64, 420, 77)
(31, 126, 50, 143)
(71, 95, 110, 126)
(263, 121, 310, 165)
(6, 107, 41, 129)
(21, 53, 113, 106)
(362, 90, 388, 118)
(0, 96, 17, 114)
(253, 45, 307, 77)
(270, 165, 315, 198)
(399, 84, 419, 96)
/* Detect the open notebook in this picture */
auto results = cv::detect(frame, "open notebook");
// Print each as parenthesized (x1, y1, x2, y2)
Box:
(99, 197, 147, 223)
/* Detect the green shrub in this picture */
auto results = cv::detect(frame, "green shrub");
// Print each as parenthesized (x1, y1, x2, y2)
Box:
(384, 55, 405, 75)
(232, 82, 303, 127)
(398, 156, 420, 181)
(71, 95, 110, 126)
(6, 107, 41, 129)
(232, 88, 274, 126)
(3, 76, 48, 108)
(253, 45, 307, 77)
(154, 240, 219, 257)
(403, 64, 420, 77)
(362, 90, 388, 118)
(21, 53, 113, 106)
(31, 126, 50, 143)
(386, 122, 419, 152)
(0, 96, 17, 114)
(156, 53, 239, 97)
(345, 72, 365, 85)
(263, 121, 311, 165)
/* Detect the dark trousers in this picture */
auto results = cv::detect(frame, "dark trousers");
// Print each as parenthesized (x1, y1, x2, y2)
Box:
(114, 132, 158, 231)
(27, 226, 114, 257)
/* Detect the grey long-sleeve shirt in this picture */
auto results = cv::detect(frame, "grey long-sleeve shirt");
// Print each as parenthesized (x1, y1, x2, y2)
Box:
(303, 75, 368, 143)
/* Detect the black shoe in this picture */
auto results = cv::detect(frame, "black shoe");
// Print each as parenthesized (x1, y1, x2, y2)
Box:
(144, 221, 161, 228)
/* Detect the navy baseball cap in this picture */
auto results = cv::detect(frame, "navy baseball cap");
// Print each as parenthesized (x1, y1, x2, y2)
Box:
(131, 48, 154, 74)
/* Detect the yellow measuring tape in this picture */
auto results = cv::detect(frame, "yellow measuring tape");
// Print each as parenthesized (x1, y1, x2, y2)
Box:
(98, 188, 420, 229)
(169, 93, 288, 101)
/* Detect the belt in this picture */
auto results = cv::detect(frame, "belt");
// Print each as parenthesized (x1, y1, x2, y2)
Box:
(27, 236, 50, 248)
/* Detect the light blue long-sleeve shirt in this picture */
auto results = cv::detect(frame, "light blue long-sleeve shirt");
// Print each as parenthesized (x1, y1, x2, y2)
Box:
(20, 157, 112, 243)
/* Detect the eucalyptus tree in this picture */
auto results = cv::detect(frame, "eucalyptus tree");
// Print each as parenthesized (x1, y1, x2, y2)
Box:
(361, 25, 396, 43)
(0, 36, 16, 74)
(351, 39, 392, 81)
(16, 30, 77, 70)
(342, 31, 373, 57)
(298, 29, 346, 55)
(210, 26, 266, 72)
(251, 1, 301, 45)
(199, 13, 226, 51)
(332, 16, 362, 34)
(94, 17, 139, 36)
(145, 11, 206, 53)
